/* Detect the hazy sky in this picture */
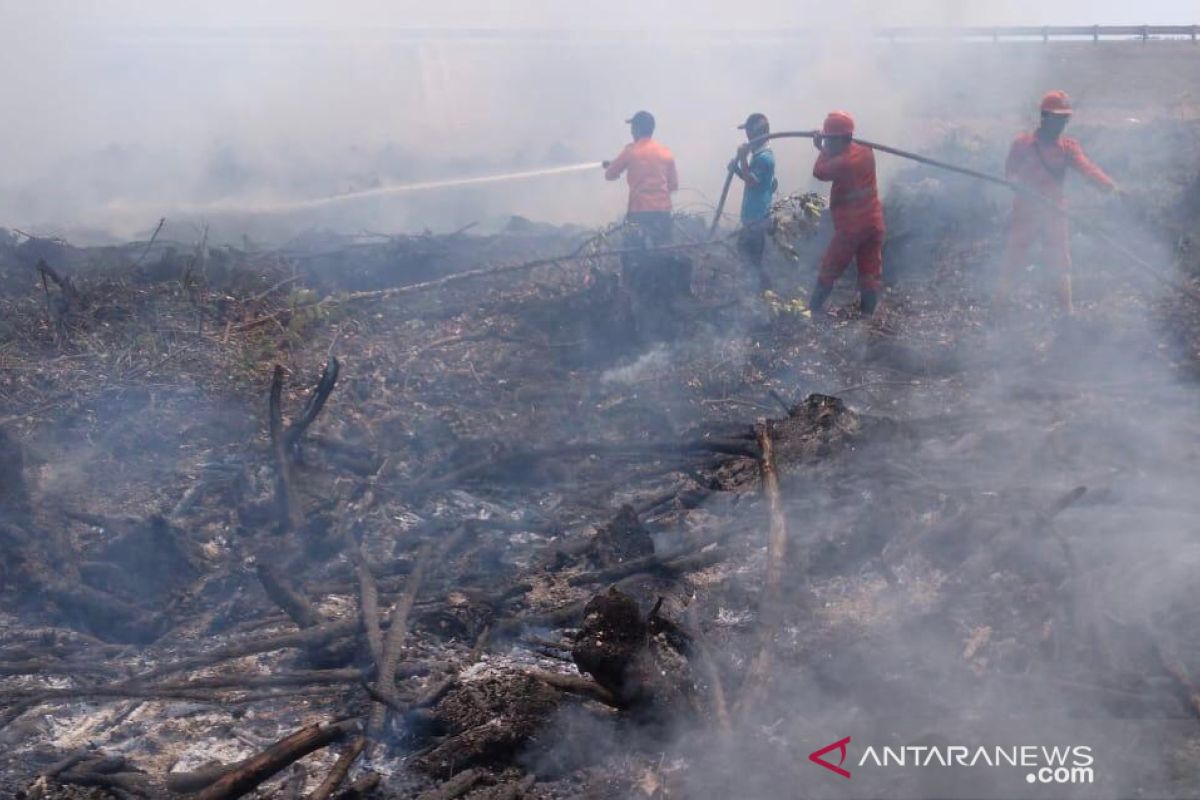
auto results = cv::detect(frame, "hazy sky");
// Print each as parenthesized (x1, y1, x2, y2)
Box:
(4, 1, 1197, 30)
(0, 1, 1196, 239)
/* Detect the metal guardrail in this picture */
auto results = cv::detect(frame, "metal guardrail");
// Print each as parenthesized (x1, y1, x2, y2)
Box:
(878, 25, 1199, 42)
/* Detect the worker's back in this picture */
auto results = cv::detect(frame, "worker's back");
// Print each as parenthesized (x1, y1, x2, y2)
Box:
(605, 138, 678, 214)
(813, 142, 883, 232)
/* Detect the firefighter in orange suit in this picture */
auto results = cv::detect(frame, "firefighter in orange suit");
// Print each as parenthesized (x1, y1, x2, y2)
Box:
(809, 110, 885, 316)
(997, 90, 1118, 314)
(603, 110, 679, 247)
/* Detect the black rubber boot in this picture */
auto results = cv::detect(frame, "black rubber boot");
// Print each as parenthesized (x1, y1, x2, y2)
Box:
(808, 283, 832, 314)
(860, 289, 879, 316)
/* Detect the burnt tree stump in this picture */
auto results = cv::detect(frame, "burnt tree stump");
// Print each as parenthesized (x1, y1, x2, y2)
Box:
(572, 587, 697, 716)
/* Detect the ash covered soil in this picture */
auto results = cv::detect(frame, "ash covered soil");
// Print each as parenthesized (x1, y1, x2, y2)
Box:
(2, 120, 1200, 800)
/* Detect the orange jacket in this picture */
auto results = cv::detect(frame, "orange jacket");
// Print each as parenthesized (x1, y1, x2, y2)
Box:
(605, 138, 678, 213)
(1005, 133, 1114, 210)
(813, 142, 884, 233)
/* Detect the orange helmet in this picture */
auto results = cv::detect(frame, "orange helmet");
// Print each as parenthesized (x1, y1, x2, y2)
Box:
(822, 110, 855, 137)
(1040, 90, 1073, 116)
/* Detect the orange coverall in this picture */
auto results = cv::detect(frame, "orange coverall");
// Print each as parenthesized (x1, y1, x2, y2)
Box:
(813, 142, 885, 292)
(1002, 133, 1114, 277)
(604, 138, 679, 214)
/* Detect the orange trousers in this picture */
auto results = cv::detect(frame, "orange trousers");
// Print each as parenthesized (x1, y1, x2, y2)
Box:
(818, 226, 884, 292)
(1002, 205, 1071, 275)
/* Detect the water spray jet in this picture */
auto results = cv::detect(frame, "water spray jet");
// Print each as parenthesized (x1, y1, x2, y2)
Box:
(112, 161, 603, 219)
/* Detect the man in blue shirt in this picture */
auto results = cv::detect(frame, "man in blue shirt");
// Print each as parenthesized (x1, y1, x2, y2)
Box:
(729, 112, 777, 290)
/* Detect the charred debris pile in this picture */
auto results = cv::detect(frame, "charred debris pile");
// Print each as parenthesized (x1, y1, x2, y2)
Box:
(2, 158, 1200, 800)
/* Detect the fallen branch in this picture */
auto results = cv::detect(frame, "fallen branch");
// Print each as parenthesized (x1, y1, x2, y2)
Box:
(566, 545, 726, 587)
(632, 486, 715, 518)
(0, 695, 50, 730)
(526, 668, 619, 707)
(411, 436, 755, 496)
(37, 577, 165, 644)
(57, 767, 155, 797)
(0, 680, 351, 706)
(352, 536, 384, 670)
(234, 238, 730, 333)
(737, 422, 790, 715)
(270, 365, 303, 532)
(135, 618, 359, 681)
(416, 768, 487, 800)
(332, 772, 380, 800)
(0, 657, 117, 678)
(412, 672, 459, 709)
(360, 680, 408, 714)
(157, 669, 362, 691)
(495, 599, 587, 636)
(39, 749, 93, 779)
(168, 762, 235, 795)
(247, 274, 302, 304)
(28, 749, 94, 800)
(306, 736, 366, 800)
(257, 563, 322, 629)
(188, 719, 358, 800)
(367, 543, 433, 743)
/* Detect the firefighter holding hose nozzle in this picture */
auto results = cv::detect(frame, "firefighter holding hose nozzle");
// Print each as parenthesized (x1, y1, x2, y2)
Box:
(809, 110, 885, 317)
(603, 111, 691, 327)
(997, 90, 1118, 315)
(603, 110, 679, 249)
(729, 112, 778, 292)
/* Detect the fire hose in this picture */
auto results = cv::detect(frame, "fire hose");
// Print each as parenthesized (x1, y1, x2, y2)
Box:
(710, 130, 1200, 304)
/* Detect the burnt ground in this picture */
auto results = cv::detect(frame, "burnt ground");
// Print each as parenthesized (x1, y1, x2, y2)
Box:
(1, 121, 1200, 800)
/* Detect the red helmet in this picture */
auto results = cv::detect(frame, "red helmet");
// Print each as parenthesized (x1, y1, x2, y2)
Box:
(822, 110, 855, 137)
(1040, 90, 1073, 116)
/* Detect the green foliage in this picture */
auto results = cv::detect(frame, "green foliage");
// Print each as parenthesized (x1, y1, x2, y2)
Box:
(770, 192, 827, 261)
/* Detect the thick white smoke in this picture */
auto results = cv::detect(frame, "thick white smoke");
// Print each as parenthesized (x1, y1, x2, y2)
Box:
(0, 1, 1195, 240)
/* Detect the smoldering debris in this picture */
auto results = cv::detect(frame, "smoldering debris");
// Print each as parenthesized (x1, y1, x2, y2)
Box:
(2, 126, 1200, 800)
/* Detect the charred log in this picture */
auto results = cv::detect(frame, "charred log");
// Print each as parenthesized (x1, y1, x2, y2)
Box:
(306, 735, 366, 800)
(526, 668, 618, 707)
(416, 768, 489, 800)
(257, 562, 322, 629)
(184, 719, 358, 800)
(367, 543, 432, 743)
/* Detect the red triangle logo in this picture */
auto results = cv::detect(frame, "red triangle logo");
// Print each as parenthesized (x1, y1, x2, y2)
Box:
(809, 736, 852, 779)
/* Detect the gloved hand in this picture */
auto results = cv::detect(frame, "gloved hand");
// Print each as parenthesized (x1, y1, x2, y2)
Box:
(601, 160, 611, 169)
(727, 159, 739, 174)
(812, 134, 824, 152)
